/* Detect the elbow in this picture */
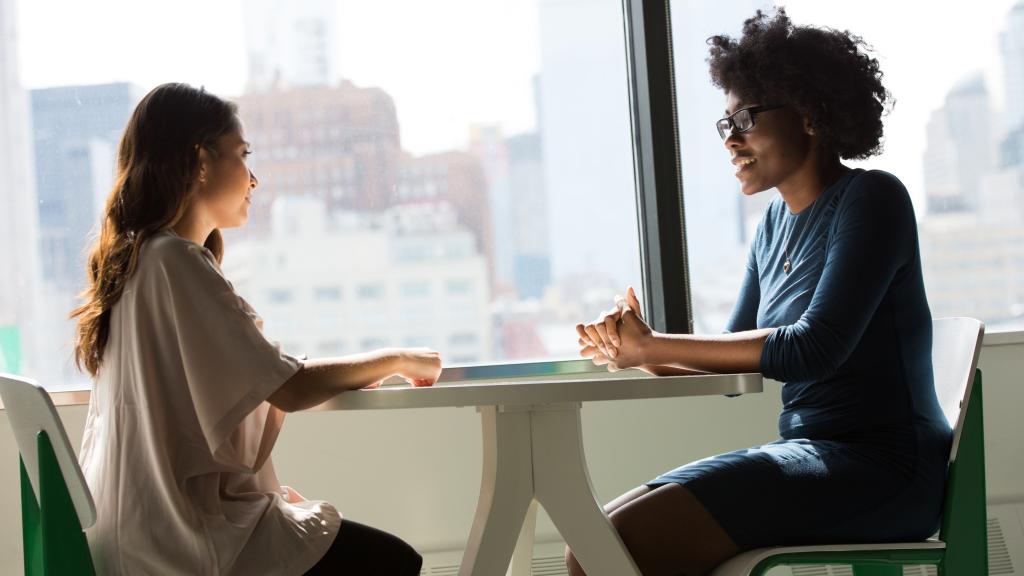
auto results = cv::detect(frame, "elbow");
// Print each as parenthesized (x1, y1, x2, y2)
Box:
(762, 325, 845, 382)
(267, 378, 303, 413)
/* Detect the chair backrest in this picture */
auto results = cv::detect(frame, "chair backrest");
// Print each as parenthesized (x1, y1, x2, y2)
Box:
(0, 373, 96, 529)
(931, 317, 985, 463)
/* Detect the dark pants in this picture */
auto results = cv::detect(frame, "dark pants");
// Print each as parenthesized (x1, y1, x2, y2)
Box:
(304, 520, 422, 575)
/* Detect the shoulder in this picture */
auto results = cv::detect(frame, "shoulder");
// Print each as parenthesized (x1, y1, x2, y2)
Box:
(137, 232, 224, 284)
(842, 169, 913, 211)
(830, 169, 916, 229)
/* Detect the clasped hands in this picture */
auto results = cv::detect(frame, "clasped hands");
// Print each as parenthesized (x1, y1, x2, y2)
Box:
(575, 286, 653, 371)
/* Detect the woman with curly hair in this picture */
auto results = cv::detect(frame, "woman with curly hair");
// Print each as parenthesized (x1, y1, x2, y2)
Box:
(570, 9, 949, 576)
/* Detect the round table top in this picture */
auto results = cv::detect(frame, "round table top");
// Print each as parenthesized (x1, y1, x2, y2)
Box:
(308, 372, 763, 411)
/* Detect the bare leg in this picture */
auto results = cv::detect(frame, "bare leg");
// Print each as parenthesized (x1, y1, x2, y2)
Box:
(566, 484, 738, 576)
(565, 485, 651, 575)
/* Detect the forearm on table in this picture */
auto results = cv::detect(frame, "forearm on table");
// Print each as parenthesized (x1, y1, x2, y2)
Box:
(641, 328, 774, 374)
(271, 350, 401, 411)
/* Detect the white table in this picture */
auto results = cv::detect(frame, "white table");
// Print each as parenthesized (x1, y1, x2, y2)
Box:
(312, 372, 763, 576)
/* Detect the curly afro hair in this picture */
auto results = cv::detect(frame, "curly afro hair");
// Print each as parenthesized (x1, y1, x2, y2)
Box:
(707, 8, 891, 160)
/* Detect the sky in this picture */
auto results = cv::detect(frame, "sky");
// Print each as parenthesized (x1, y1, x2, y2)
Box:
(14, 0, 1023, 197)
(15, 0, 541, 155)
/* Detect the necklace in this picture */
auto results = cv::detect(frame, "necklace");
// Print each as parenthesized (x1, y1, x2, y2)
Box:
(781, 195, 821, 274)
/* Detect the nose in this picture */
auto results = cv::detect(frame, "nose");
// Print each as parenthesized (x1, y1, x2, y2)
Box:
(249, 169, 258, 189)
(723, 129, 744, 150)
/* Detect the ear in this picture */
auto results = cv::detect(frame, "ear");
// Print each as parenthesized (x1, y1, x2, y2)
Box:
(196, 146, 212, 185)
(803, 117, 816, 136)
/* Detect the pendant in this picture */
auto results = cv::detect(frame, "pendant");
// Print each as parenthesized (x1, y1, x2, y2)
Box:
(783, 258, 791, 274)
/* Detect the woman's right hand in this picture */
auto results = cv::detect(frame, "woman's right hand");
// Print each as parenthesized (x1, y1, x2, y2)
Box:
(393, 348, 443, 387)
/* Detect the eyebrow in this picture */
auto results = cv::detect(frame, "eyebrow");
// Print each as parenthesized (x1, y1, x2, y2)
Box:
(724, 103, 752, 116)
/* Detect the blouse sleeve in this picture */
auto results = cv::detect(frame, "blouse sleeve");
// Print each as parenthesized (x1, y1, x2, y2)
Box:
(724, 231, 761, 333)
(759, 171, 916, 382)
(149, 240, 302, 469)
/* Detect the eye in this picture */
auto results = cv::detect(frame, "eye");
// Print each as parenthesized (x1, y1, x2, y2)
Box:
(242, 148, 253, 159)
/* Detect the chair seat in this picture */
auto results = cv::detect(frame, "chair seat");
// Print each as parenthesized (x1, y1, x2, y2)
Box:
(710, 540, 946, 576)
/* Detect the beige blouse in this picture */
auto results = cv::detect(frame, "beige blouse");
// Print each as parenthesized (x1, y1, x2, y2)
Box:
(79, 231, 340, 575)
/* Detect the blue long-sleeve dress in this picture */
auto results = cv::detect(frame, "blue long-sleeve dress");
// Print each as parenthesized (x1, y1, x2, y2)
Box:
(648, 168, 952, 549)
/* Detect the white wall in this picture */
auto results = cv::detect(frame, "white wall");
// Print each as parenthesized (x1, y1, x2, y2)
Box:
(1, 335, 1021, 572)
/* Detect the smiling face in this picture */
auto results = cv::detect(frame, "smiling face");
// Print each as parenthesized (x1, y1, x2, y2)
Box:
(197, 124, 257, 229)
(723, 91, 815, 196)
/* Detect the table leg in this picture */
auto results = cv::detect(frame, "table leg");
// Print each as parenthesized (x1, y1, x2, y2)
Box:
(459, 407, 534, 576)
(531, 405, 642, 576)
(506, 499, 537, 576)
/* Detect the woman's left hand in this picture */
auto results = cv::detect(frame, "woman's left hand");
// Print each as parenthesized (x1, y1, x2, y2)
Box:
(579, 308, 653, 371)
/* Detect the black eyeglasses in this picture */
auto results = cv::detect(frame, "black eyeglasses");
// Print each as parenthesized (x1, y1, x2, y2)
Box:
(716, 105, 786, 140)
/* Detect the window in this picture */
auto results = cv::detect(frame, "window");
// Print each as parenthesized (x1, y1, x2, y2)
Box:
(314, 286, 342, 302)
(357, 284, 385, 300)
(3, 0, 696, 388)
(449, 332, 480, 347)
(316, 340, 346, 356)
(268, 289, 294, 304)
(672, 0, 1024, 333)
(399, 281, 431, 299)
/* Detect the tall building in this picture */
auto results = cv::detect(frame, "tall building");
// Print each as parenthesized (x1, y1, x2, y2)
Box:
(1001, 2, 1024, 132)
(396, 150, 494, 285)
(237, 82, 403, 232)
(468, 125, 551, 299)
(31, 83, 141, 293)
(244, 0, 337, 91)
(237, 82, 495, 288)
(506, 132, 551, 300)
(0, 0, 45, 378)
(922, 74, 992, 214)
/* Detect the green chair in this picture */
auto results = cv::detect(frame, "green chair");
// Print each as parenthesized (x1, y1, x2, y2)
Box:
(0, 373, 96, 576)
(711, 317, 987, 576)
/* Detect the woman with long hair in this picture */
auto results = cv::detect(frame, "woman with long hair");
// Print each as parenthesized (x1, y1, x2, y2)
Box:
(571, 9, 949, 575)
(73, 82, 440, 575)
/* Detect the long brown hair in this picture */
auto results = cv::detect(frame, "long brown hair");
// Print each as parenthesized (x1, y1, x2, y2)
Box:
(72, 83, 239, 377)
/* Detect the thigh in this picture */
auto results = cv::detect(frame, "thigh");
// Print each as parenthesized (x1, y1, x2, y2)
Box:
(304, 519, 422, 576)
(651, 439, 914, 548)
(607, 483, 739, 576)
(567, 484, 737, 576)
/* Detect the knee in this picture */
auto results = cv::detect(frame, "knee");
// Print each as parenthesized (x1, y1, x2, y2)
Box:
(397, 541, 422, 576)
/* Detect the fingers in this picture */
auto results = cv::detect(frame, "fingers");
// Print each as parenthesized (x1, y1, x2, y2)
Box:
(583, 323, 608, 356)
(593, 321, 617, 358)
(604, 313, 620, 348)
(626, 286, 643, 317)
(576, 323, 594, 347)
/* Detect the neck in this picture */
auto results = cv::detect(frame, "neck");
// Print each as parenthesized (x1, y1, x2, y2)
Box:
(777, 152, 846, 214)
(171, 205, 215, 247)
